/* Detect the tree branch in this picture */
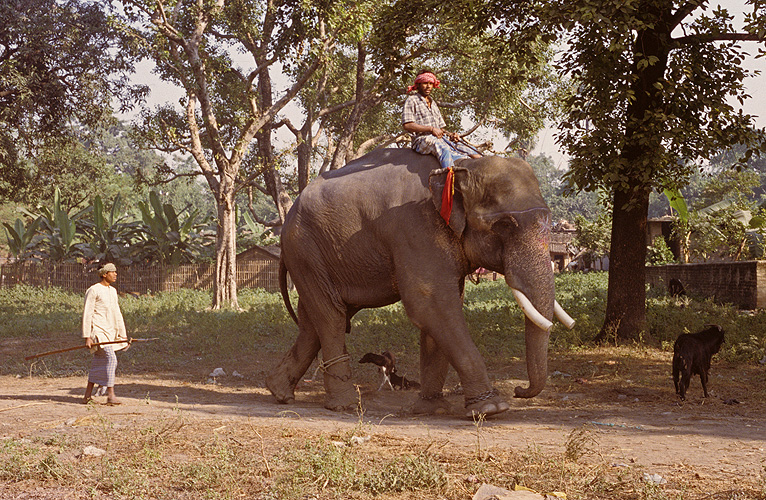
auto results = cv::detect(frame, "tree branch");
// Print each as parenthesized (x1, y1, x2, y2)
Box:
(185, 94, 220, 193)
(669, 1, 703, 30)
(150, 170, 205, 184)
(673, 32, 766, 46)
(438, 98, 479, 109)
(355, 133, 409, 157)
(317, 99, 356, 118)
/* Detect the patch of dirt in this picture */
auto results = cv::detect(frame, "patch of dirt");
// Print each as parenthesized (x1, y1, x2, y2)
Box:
(0, 351, 764, 499)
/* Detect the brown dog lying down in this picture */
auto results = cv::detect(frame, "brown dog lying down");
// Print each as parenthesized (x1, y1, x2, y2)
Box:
(672, 324, 725, 401)
(359, 351, 420, 390)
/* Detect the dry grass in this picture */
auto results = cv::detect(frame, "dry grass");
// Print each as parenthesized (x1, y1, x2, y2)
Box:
(2, 411, 763, 500)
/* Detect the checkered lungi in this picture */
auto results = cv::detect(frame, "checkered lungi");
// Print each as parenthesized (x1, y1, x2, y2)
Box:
(413, 135, 475, 170)
(88, 345, 117, 387)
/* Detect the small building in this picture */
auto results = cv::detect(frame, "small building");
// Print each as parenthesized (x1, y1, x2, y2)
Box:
(647, 216, 682, 260)
(550, 226, 577, 272)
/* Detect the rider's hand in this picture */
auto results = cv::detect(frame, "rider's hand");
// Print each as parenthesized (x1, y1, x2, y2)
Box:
(85, 337, 94, 349)
(431, 127, 444, 139)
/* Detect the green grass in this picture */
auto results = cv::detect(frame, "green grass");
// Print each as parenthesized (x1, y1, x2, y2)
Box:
(2, 272, 765, 378)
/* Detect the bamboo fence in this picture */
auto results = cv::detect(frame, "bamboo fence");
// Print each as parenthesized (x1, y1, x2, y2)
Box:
(0, 258, 281, 294)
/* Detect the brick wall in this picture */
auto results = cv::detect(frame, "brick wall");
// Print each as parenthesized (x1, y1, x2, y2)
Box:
(0, 258, 282, 294)
(645, 261, 766, 310)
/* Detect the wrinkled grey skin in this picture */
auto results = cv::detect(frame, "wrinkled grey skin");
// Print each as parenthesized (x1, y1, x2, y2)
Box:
(266, 148, 554, 417)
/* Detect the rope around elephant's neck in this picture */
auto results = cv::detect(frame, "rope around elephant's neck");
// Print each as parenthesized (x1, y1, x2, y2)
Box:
(312, 353, 351, 380)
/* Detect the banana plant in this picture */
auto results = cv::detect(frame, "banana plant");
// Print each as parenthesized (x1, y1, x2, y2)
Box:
(136, 190, 203, 265)
(76, 194, 144, 265)
(20, 187, 85, 262)
(670, 193, 766, 262)
(3, 217, 42, 259)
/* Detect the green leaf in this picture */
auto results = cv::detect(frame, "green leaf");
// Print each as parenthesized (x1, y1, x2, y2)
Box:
(663, 188, 688, 221)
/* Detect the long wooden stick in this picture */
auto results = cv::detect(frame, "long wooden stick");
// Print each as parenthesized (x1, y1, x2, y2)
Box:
(24, 338, 159, 361)
(0, 402, 48, 412)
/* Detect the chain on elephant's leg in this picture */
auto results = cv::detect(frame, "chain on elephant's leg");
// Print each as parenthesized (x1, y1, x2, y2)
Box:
(464, 388, 510, 419)
(412, 392, 451, 414)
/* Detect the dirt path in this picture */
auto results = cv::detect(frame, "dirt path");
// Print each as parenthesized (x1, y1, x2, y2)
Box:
(1, 369, 763, 495)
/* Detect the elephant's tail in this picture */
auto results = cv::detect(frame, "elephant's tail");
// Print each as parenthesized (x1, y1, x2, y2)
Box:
(279, 257, 298, 324)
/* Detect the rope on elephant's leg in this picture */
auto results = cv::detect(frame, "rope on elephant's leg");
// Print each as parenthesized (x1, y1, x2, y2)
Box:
(312, 353, 351, 381)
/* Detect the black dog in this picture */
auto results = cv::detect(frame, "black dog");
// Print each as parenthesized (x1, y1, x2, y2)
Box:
(389, 371, 420, 390)
(359, 351, 420, 390)
(672, 325, 725, 401)
(668, 278, 686, 297)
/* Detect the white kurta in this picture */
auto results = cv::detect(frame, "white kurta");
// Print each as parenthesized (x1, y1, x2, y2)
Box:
(82, 283, 128, 350)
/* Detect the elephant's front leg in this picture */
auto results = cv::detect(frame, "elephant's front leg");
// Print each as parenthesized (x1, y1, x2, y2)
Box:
(412, 332, 451, 414)
(401, 285, 510, 418)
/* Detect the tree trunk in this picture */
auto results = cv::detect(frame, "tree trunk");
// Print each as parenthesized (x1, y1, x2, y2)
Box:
(330, 42, 368, 170)
(256, 37, 293, 221)
(598, 11, 671, 342)
(596, 185, 650, 342)
(212, 177, 239, 310)
(297, 122, 313, 192)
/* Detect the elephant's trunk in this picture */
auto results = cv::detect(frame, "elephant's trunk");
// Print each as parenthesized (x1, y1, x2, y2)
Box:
(509, 289, 575, 398)
(514, 317, 550, 398)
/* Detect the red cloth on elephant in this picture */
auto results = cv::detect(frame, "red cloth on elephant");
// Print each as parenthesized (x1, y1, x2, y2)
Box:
(440, 167, 454, 223)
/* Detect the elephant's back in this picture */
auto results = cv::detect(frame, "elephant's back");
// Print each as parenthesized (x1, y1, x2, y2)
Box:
(290, 148, 437, 218)
(322, 148, 434, 179)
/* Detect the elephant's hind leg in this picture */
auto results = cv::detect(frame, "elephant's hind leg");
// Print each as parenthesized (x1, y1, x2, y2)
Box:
(266, 301, 321, 404)
(314, 305, 357, 411)
(293, 298, 358, 412)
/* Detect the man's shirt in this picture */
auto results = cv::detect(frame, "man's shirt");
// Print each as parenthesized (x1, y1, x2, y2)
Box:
(402, 93, 446, 136)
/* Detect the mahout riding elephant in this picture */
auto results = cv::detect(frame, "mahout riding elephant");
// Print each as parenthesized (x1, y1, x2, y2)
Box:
(266, 148, 574, 417)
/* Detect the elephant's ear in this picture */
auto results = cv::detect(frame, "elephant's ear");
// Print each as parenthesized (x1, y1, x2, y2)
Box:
(428, 166, 467, 235)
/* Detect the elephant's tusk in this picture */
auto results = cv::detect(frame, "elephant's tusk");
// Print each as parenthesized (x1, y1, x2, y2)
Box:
(554, 300, 576, 329)
(511, 289, 553, 331)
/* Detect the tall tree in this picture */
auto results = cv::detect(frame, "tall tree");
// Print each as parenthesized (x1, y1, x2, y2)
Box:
(0, 0, 146, 204)
(122, 0, 353, 309)
(545, 1, 766, 341)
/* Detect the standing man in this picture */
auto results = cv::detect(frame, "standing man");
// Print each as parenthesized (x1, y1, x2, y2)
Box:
(402, 70, 480, 170)
(82, 263, 129, 405)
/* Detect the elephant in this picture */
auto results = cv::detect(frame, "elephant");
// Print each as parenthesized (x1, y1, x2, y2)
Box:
(265, 148, 574, 417)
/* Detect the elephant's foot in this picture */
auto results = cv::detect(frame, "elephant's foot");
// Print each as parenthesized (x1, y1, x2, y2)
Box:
(412, 393, 451, 415)
(321, 355, 358, 412)
(464, 389, 510, 419)
(265, 367, 298, 404)
(323, 389, 360, 412)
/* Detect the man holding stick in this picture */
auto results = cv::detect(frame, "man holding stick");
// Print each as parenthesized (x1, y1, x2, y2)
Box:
(82, 263, 129, 405)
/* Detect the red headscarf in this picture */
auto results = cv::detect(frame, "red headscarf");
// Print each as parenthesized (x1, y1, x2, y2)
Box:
(408, 72, 440, 93)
